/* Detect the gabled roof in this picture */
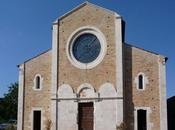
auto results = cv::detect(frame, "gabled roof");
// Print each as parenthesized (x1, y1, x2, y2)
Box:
(53, 1, 121, 24)
(125, 43, 168, 61)
(17, 48, 51, 67)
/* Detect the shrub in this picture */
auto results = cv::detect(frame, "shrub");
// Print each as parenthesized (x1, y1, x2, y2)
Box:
(116, 122, 127, 130)
(46, 119, 52, 130)
(5, 124, 17, 130)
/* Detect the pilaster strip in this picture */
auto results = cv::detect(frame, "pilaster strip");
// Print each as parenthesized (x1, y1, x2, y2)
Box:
(17, 64, 24, 130)
(158, 56, 168, 130)
(51, 21, 59, 130)
(115, 15, 124, 125)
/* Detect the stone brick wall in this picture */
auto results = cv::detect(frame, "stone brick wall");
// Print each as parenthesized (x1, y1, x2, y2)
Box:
(124, 44, 161, 130)
(20, 3, 165, 130)
(23, 50, 52, 130)
(58, 4, 117, 91)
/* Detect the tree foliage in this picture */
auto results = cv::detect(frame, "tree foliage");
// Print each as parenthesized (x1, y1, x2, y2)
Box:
(0, 83, 18, 123)
(116, 122, 127, 130)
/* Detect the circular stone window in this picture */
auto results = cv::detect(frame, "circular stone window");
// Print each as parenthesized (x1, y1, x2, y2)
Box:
(67, 27, 107, 69)
(73, 33, 101, 63)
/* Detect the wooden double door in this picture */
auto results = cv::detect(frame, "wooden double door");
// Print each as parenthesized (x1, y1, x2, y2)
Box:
(78, 102, 94, 130)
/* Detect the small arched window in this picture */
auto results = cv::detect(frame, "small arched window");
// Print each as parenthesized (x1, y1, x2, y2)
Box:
(135, 72, 148, 91)
(33, 74, 43, 90)
(138, 74, 143, 90)
(36, 76, 40, 89)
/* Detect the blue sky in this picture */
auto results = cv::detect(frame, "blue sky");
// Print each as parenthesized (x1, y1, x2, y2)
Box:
(0, 0, 174, 98)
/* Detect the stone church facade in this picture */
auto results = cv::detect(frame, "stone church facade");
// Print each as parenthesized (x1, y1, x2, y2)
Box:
(17, 2, 168, 130)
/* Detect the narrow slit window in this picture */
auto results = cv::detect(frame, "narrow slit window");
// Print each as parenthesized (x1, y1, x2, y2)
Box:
(138, 75, 143, 89)
(137, 109, 147, 130)
(33, 110, 41, 130)
(36, 76, 40, 89)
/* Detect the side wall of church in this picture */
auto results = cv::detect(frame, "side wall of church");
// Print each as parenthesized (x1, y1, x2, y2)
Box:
(23, 50, 52, 130)
(124, 44, 161, 130)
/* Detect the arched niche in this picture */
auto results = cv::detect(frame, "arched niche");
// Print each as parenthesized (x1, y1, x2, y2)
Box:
(57, 84, 78, 130)
(77, 83, 97, 98)
(58, 84, 76, 98)
(98, 83, 117, 97)
(95, 83, 117, 130)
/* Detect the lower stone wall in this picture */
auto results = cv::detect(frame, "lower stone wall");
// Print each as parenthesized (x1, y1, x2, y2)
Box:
(57, 83, 118, 130)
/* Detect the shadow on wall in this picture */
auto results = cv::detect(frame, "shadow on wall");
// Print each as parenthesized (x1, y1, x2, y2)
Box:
(167, 96, 175, 130)
(123, 44, 134, 130)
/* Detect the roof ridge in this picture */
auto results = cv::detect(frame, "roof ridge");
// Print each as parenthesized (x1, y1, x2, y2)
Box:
(53, 1, 121, 23)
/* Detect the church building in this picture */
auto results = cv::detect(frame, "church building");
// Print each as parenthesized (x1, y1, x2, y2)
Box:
(17, 2, 168, 130)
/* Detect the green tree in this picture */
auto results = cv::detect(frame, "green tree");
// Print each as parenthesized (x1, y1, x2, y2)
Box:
(0, 98, 6, 123)
(0, 83, 18, 123)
